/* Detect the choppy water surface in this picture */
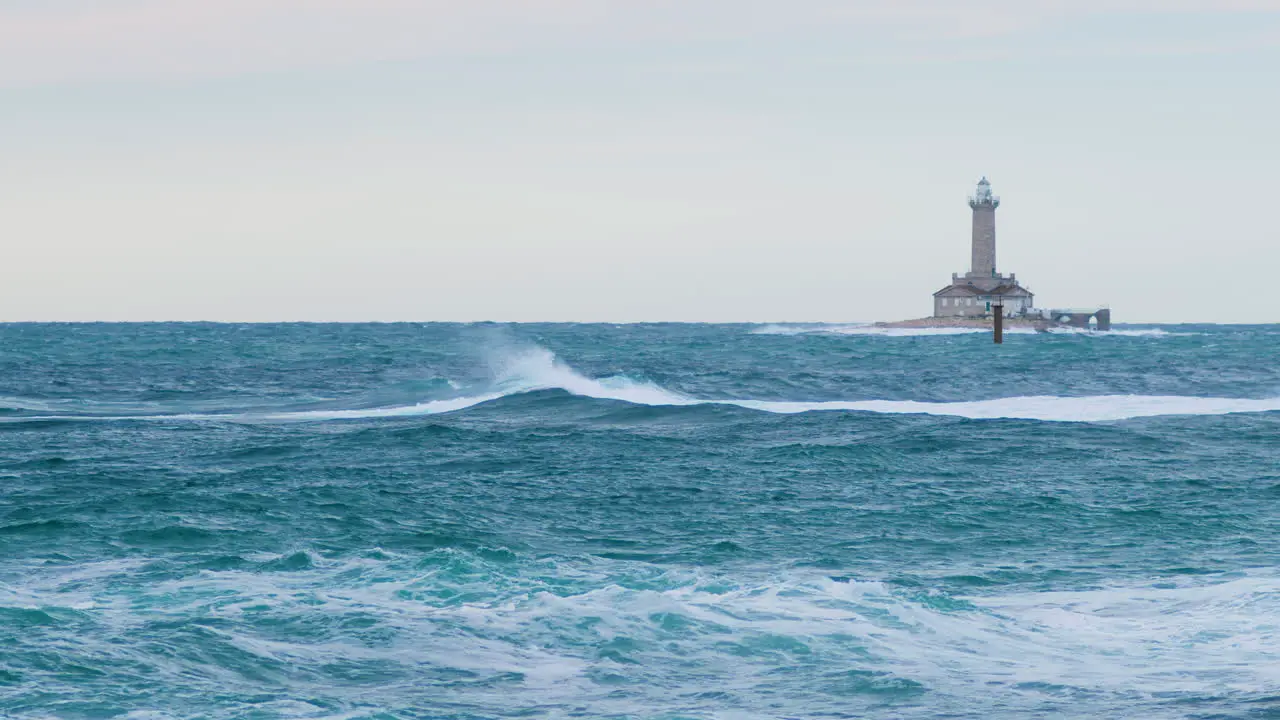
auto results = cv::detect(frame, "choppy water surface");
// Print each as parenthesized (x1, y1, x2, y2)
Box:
(2, 322, 1279, 719)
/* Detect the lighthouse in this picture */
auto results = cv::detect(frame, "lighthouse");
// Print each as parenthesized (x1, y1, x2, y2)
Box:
(932, 177, 1034, 318)
(969, 177, 999, 283)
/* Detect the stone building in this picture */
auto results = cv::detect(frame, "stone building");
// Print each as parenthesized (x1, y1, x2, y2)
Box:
(933, 177, 1034, 318)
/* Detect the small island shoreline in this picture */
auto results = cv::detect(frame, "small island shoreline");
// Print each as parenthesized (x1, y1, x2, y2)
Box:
(875, 316, 1047, 330)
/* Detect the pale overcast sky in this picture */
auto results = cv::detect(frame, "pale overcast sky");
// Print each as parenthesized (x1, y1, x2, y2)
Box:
(2, 1, 1278, 322)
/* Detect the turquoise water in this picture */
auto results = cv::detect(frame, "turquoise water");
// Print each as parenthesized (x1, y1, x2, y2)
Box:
(2, 322, 1279, 719)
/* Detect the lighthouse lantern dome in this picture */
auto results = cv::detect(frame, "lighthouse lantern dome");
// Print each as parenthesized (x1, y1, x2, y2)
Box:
(975, 177, 993, 203)
(969, 176, 999, 208)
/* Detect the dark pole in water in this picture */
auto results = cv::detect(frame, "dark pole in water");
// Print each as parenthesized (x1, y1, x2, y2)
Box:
(993, 304, 1004, 344)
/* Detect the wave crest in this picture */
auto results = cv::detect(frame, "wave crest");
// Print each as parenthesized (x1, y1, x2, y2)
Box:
(279, 347, 1280, 423)
(6, 346, 1277, 424)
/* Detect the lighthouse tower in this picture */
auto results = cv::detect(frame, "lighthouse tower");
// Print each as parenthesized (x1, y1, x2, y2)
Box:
(968, 177, 1000, 287)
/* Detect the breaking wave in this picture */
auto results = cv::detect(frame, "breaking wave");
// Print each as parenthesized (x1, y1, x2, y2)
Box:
(8, 347, 1279, 424)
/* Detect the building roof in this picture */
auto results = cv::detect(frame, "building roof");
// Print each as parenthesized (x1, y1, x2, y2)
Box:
(933, 283, 1033, 298)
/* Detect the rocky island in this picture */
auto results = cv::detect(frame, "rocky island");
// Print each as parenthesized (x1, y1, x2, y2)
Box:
(904, 177, 1110, 331)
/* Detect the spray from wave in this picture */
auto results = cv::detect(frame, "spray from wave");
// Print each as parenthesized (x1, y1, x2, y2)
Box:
(489, 346, 696, 407)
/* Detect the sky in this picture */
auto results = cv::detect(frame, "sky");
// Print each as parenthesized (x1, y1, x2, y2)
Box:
(2, 1, 1278, 323)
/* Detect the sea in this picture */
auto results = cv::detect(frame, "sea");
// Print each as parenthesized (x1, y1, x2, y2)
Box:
(2, 322, 1279, 720)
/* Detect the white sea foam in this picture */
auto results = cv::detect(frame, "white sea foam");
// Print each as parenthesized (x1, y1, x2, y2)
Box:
(36, 554, 1279, 712)
(728, 395, 1280, 421)
(259, 393, 509, 421)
